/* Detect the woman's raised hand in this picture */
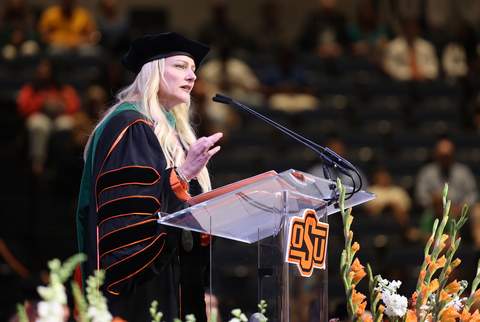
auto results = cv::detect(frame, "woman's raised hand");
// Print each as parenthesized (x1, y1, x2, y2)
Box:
(178, 132, 223, 181)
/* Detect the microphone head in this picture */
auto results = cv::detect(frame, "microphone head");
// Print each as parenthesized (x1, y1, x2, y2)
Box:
(212, 96, 231, 105)
(250, 313, 266, 322)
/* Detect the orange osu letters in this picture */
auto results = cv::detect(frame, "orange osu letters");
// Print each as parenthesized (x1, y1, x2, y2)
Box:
(286, 208, 329, 277)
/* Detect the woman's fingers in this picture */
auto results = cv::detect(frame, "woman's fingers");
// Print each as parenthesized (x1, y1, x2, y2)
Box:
(180, 132, 223, 180)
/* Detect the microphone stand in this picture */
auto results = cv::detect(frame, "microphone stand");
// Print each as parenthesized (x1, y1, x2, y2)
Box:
(212, 93, 363, 200)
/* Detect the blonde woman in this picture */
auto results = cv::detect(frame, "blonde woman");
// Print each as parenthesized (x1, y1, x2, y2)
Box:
(76, 32, 222, 322)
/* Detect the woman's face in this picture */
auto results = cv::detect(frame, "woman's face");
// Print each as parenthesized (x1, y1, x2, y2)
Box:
(160, 55, 197, 111)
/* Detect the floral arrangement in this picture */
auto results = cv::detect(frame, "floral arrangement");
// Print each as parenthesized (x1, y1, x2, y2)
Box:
(336, 180, 480, 322)
(15, 254, 267, 322)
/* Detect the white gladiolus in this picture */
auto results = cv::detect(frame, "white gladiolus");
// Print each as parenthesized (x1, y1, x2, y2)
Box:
(36, 300, 65, 322)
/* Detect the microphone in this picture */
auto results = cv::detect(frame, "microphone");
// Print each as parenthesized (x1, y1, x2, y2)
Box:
(212, 93, 361, 193)
(250, 313, 267, 322)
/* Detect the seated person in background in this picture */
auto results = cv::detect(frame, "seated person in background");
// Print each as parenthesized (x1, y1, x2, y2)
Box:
(346, 1, 389, 60)
(16, 58, 81, 176)
(364, 166, 412, 232)
(414, 138, 478, 218)
(198, 44, 262, 127)
(0, 0, 40, 61)
(296, 0, 348, 58)
(251, 1, 290, 55)
(308, 137, 369, 190)
(95, 0, 130, 55)
(259, 48, 319, 113)
(382, 18, 439, 82)
(37, 0, 100, 57)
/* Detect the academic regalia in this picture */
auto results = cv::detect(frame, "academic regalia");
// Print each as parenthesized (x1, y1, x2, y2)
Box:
(76, 102, 209, 322)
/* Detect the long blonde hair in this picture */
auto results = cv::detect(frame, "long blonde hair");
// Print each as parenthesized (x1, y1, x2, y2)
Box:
(84, 58, 212, 193)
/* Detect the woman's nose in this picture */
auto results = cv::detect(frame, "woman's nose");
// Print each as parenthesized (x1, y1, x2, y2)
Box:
(186, 69, 197, 81)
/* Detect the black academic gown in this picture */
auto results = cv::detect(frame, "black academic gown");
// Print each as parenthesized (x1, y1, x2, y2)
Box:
(79, 104, 209, 322)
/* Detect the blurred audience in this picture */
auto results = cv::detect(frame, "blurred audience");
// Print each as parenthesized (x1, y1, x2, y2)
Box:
(414, 138, 479, 218)
(197, 3, 252, 54)
(94, 0, 130, 55)
(441, 23, 478, 81)
(251, 1, 290, 55)
(190, 77, 233, 148)
(0, 0, 40, 61)
(363, 166, 414, 237)
(296, 0, 348, 59)
(382, 19, 439, 82)
(346, 1, 389, 60)
(16, 58, 81, 177)
(258, 48, 318, 113)
(198, 44, 262, 125)
(37, 0, 101, 57)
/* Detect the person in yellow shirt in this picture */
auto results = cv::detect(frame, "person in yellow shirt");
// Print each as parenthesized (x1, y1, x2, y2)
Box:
(37, 0, 100, 56)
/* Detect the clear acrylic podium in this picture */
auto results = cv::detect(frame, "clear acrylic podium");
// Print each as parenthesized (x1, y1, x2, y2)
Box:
(158, 169, 376, 322)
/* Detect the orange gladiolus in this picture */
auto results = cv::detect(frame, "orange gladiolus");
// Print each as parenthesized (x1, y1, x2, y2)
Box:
(468, 309, 480, 322)
(440, 234, 448, 243)
(113, 317, 128, 322)
(419, 270, 426, 285)
(410, 292, 418, 308)
(473, 288, 480, 302)
(425, 255, 431, 265)
(351, 242, 360, 253)
(452, 258, 461, 268)
(351, 258, 364, 273)
(444, 280, 460, 295)
(405, 309, 417, 322)
(353, 269, 367, 285)
(364, 315, 373, 322)
(352, 289, 367, 305)
(429, 279, 439, 293)
(461, 308, 471, 322)
(356, 298, 367, 318)
(440, 306, 461, 322)
(436, 256, 446, 269)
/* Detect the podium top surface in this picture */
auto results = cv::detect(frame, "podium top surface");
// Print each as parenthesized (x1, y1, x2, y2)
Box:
(158, 169, 375, 243)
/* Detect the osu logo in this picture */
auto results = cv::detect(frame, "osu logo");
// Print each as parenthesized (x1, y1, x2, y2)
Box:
(286, 209, 329, 277)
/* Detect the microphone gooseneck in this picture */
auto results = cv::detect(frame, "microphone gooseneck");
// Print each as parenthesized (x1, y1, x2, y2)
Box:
(212, 94, 362, 197)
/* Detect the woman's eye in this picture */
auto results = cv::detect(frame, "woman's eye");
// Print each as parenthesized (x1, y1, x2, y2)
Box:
(176, 65, 186, 69)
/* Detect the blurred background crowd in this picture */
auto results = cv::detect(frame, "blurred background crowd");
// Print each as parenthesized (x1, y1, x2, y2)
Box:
(3, 0, 480, 320)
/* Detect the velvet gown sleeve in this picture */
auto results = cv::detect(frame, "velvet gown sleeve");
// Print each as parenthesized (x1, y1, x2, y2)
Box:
(88, 109, 191, 296)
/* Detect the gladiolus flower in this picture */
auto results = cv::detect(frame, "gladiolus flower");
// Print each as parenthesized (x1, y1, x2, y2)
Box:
(441, 234, 449, 243)
(429, 279, 439, 293)
(353, 269, 367, 285)
(351, 258, 364, 273)
(410, 292, 418, 308)
(473, 289, 480, 302)
(419, 270, 426, 285)
(436, 256, 446, 268)
(425, 255, 431, 265)
(364, 315, 373, 322)
(444, 280, 460, 295)
(356, 299, 367, 318)
(451, 258, 461, 268)
(440, 305, 461, 322)
(405, 309, 418, 322)
(428, 262, 436, 275)
(352, 289, 366, 305)
(464, 309, 480, 322)
(351, 242, 360, 253)
(112, 317, 128, 322)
